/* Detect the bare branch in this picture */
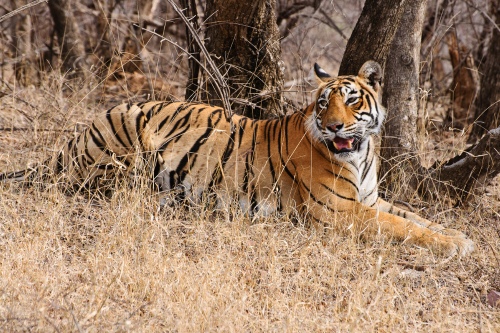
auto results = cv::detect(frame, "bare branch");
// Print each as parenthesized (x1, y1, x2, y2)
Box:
(166, 0, 232, 122)
(0, 0, 47, 24)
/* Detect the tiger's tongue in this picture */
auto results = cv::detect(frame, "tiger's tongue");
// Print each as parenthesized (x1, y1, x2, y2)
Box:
(333, 137, 354, 150)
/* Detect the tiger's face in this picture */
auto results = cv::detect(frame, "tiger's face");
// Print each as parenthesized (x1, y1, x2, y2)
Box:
(306, 61, 385, 159)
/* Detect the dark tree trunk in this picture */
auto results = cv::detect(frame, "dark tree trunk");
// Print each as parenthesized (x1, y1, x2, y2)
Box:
(338, 0, 406, 76)
(179, 0, 201, 101)
(379, 0, 428, 199)
(48, 0, 88, 79)
(468, 0, 500, 143)
(203, 0, 284, 118)
(12, 2, 37, 86)
(93, 0, 116, 72)
(445, 32, 478, 129)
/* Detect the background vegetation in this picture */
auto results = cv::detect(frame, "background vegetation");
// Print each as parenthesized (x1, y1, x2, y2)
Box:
(0, 0, 499, 331)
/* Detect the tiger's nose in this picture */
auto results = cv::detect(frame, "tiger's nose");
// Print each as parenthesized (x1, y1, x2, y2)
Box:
(326, 122, 343, 132)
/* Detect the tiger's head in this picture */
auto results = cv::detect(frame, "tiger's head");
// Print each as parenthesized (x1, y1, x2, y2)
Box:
(305, 60, 385, 160)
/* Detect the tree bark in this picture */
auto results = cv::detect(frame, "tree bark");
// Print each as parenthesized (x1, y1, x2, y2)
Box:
(93, 0, 116, 72)
(379, 0, 428, 199)
(12, 2, 37, 86)
(445, 32, 478, 129)
(468, 0, 500, 143)
(203, 0, 284, 118)
(48, 0, 88, 79)
(338, 0, 406, 76)
(179, 0, 201, 101)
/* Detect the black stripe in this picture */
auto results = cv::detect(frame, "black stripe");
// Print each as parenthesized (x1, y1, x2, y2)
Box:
(83, 131, 96, 165)
(277, 115, 296, 181)
(361, 141, 373, 182)
(266, 120, 277, 186)
(250, 185, 258, 215)
(176, 110, 222, 183)
(56, 150, 64, 174)
(106, 107, 127, 148)
(120, 112, 134, 147)
(242, 122, 259, 194)
(300, 181, 336, 213)
(136, 101, 148, 108)
(321, 184, 356, 201)
(157, 103, 191, 132)
(135, 111, 146, 151)
(361, 187, 376, 202)
(238, 117, 247, 148)
(162, 113, 191, 141)
(323, 168, 359, 193)
(208, 124, 236, 189)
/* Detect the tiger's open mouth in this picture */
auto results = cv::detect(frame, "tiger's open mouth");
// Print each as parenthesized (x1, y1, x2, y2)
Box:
(326, 137, 360, 154)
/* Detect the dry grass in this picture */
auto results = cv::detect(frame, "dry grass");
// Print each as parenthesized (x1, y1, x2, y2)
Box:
(1, 75, 499, 332)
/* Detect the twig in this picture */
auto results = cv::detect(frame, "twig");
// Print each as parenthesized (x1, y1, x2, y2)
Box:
(0, 127, 73, 132)
(165, 0, 233, 124)
(464, 0, 500, 34)
(0, 0, 47, 23)
(136, 24, 235, 133)
(179, 0, 201, 101)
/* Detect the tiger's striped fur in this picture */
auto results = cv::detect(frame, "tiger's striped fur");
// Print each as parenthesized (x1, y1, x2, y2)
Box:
(0, 61, 473, 256)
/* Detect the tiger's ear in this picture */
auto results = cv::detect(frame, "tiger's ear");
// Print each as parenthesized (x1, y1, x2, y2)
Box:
(358, 60, 383, 92)
(314, 63, 332, 83)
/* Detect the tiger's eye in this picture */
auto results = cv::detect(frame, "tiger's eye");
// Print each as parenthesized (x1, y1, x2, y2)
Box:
(346, 97, 358, 105)
(317, 99, 328, 109)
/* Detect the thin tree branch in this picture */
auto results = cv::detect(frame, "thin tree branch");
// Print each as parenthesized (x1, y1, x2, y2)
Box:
(0, 0, 47, 24)
(166, 0, 232, 123)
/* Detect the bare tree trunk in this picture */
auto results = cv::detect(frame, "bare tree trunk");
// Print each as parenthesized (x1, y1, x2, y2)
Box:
(48, 0, 88, 79)
(12, 0, 37, 86)
(468, 0, 500, 143)
(93, 0, 116, 72)
(179, 0, 201, 101)
(338, 0, 406, 76)
(203, 0, 284, 118)
(445, 32, 478, 129)
(379, 0, 428, 199)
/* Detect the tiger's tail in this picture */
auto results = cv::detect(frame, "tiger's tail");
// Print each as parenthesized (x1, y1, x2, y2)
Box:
(0, 161, 52, 185)
(0, 169, 32, 182)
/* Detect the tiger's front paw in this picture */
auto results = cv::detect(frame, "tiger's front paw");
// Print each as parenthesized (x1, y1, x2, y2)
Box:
(439, 230, 474, 257)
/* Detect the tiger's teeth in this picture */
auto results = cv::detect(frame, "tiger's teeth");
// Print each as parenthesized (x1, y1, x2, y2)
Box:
(333, 141, 352, 150)
(333, 138, 354, 150)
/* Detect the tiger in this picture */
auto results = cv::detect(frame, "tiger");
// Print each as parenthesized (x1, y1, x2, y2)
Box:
(0, 60, 474, 256)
